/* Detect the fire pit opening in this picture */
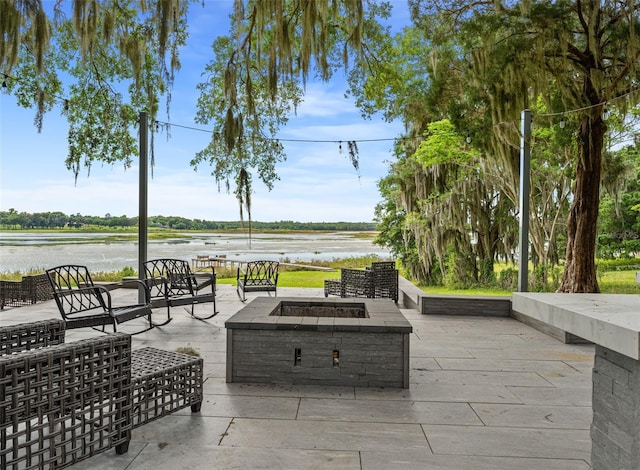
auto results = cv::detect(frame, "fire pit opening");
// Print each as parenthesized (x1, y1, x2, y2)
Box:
(270, 300, 369, 318)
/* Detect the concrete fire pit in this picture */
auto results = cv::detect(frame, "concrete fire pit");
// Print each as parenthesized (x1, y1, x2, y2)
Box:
(225, 297, 412, 388)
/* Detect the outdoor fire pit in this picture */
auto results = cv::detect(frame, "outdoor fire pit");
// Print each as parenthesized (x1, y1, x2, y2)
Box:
(225, 297, 412, 388)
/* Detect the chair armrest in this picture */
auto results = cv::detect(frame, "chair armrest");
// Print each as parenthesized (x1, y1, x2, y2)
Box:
(192, 266, 215, 276)
(54, 284, 115, 312)
(191, 270, 216, 292)
(118, 278, 151, 303)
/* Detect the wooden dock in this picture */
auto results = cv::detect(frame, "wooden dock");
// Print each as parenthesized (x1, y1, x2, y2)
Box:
(192, 255, 334, 272)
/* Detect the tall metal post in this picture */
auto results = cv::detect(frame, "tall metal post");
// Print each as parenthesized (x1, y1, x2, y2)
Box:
(138, 111, 148, 303)
(518, 109, 531, 292)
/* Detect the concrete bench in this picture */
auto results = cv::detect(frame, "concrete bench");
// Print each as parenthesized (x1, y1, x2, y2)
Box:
(398, 277, 511, 316)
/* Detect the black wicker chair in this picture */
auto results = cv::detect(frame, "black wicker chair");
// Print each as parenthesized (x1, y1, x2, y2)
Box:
(325, 261, 398, 302)
(0, 273, 53, 309)
(0, 320, 133, 469)
(143, 258, 218, 320)
(339, 267, 373, 298)
(237, 260, 279, 301)
(46, 264, 155, 334)
(370, 261, 399, 302)
(0, 319, 204, 469)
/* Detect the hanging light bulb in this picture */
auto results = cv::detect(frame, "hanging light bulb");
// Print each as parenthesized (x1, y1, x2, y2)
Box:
(602, 108, 610, 121)
(559, 118, 566, 129)
(338, 141, 342, 154)
(2, 74, 7, 88)
(465, 135, 472, 144)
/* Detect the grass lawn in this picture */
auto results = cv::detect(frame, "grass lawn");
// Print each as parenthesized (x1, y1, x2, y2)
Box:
(217, 269, 340, 288)
(599, 269, 640, 294)
(217, 267, 640, 295)
(5, 256, 638, 295)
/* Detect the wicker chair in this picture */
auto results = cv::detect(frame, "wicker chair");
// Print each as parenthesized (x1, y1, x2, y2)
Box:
(0, 273, 53, 309)
(324, 261, 398, 302)
(370, 262, 399, 302)
(339, 267, 373, 298)
(46, 265, 155, 334)
(0, 320, 133, 469)
(143, 258, 218, 320)
(0, 319, 204, 469)
(237, 260, 279, 301)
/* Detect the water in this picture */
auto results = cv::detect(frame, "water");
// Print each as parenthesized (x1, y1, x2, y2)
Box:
(0, 231, 390, 273)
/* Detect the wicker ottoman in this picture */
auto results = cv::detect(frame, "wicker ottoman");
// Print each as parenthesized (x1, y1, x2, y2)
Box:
(131, 347, 203, 428)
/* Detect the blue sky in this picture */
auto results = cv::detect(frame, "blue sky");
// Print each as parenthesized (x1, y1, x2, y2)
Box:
(0, 1, 410, 223)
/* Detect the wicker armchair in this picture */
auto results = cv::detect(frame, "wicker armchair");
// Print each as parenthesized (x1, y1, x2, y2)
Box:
(0, 273, 53, 309)
(0, 320, 133, 469)
(0, 319, 204, 469)
(340, 267, 373, 298)
(143, 258, 218, 320)
(324, 261, 398, 302)
(370, 262, 399, 302)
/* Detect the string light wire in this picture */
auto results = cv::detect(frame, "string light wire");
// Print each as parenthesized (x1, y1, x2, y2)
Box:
(3, 71, 639, 144)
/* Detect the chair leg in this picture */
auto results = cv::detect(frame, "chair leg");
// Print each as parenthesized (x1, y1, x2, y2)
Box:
(237, 285, 246, 302)
(115, 441, 130, 455)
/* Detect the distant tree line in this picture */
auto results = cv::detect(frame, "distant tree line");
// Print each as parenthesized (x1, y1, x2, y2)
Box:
(0, 210, 376, 232)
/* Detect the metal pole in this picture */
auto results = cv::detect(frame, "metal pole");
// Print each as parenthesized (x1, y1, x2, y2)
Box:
(138, 111, 148, 303)
(518, 109, 531, 292)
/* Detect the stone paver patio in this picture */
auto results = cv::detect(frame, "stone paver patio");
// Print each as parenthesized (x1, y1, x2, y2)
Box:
(1, 284, 594, 469)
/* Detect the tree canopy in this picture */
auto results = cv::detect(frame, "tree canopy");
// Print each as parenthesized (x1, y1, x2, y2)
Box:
(359, 0, 640, 292)
(3, 0, 640, 293)
(2, 0, 187, 177)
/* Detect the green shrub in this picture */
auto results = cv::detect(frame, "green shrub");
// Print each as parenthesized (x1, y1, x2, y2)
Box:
(498, 267, 518, 290)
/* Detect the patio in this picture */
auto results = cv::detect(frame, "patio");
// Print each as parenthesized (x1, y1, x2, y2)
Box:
(0, 284, 593, 469)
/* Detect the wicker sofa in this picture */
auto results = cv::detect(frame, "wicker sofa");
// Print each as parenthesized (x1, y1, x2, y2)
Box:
(0, 319, 203, 469)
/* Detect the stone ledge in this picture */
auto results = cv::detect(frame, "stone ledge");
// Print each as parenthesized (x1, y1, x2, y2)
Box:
(510, 309, 591, 344)
(398, 277, 511, 317)
(512, 292, 640, 359)
(226, 297, 412, 334)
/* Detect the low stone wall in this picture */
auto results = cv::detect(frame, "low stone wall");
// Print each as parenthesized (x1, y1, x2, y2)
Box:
(592, 345, 640, 469)
(398, 277, 424, 311)
(398, 277, 511, 317)
(398, 279, 584, 344)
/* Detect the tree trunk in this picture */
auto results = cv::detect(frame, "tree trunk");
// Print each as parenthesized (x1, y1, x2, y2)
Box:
(558, 115, 606, 293)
